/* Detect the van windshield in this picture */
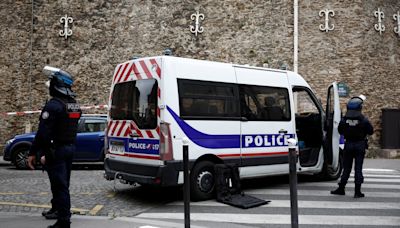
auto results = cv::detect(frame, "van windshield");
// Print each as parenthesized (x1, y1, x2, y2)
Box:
(110, 79, 158, 129)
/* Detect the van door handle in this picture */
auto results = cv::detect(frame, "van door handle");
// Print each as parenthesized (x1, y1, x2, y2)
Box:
(279, 129, 288, 134)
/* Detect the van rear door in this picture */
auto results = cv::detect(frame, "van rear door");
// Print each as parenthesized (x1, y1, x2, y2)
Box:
(107, 58, 162, 163)
(325, 82, 341, 171)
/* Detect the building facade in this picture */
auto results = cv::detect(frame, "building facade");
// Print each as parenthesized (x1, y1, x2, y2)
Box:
(1, 0, 399, 156)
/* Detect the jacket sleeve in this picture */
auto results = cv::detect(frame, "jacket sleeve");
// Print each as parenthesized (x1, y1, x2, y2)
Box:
(28, 100, 62, 156)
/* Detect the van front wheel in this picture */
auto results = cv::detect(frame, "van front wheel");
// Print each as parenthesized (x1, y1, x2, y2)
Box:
(318, 149, 343, 180)
(190, 161, 215, 201)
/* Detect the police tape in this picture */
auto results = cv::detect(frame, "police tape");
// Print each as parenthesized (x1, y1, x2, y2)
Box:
(1, 104, 108, 117)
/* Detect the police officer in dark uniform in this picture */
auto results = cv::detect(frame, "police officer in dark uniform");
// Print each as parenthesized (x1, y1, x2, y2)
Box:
(27, 66, 81, 228)
(331, 95, 373, 198)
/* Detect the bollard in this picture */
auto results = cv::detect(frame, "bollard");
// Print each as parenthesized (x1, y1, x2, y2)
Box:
(182, 137, 190, 228)
(288, 138, 298, 228)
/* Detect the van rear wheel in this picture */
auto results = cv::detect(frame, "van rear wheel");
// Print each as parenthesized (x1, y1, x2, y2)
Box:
(190, 161, 215, 201)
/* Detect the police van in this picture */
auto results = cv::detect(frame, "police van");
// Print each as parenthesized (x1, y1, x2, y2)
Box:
(104, 56, 342, 200)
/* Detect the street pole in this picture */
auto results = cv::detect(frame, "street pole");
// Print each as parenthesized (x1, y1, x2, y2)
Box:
(288, 138, 298, 228)
(182, 137, 190, 228)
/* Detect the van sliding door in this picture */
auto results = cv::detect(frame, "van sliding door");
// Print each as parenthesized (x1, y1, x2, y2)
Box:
(234, 67, 294, 169)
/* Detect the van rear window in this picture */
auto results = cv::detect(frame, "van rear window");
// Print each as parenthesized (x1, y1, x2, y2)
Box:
(110, 79, 158, 129)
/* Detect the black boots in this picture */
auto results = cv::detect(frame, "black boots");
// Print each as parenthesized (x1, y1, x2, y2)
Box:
(331, 183, 365, 198)
(47, 220, 71, 228)
(354, 184, 365, 198)
(330, 183, 346, 195)
(42, 208, 58, 219)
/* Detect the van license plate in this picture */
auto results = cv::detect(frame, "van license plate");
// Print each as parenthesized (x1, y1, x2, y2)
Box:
(109, 141, 125, 155)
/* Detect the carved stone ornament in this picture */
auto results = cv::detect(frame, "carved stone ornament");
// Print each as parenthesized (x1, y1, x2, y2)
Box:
(59, 15, 73, 39)
(394, 11, 400, 37)
(374, 8, 385, 35)
(319, 9, 335, 32)
(190, 11, 205, 36)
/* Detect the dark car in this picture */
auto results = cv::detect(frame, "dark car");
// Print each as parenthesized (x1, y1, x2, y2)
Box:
(3, 115, 107, 169)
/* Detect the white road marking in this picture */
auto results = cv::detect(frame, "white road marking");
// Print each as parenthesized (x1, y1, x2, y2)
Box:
(246, 189, 400, 198)
(137, 213, 400, 226)
(167, 200, 400, 210)
(297, 182, 400, 189)
(363, 168, 399, 173)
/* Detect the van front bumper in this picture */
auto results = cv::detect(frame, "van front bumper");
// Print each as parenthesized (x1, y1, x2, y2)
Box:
(104, 157, 181, 186)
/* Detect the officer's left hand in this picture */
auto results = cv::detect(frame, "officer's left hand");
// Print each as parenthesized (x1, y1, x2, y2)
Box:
(27, 155, 36, 170)
(40, 156, 46, 165)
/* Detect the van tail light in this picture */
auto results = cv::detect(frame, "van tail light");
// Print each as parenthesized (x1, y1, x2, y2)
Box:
(159, 122, 173, 161)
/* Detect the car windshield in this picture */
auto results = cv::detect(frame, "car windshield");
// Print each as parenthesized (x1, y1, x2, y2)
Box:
(110, 79, 158, 129)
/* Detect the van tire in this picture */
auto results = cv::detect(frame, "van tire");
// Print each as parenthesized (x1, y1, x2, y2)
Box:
(190, 161, 215, 201)
(318, 149, 343, 180)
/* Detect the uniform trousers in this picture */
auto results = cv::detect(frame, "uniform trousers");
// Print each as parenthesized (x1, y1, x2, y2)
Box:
(339, 141, 366, 185)
(46, 145, 74, 221)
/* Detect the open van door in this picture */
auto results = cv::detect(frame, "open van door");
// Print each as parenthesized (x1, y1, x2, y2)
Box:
(324, 82, 341, 177)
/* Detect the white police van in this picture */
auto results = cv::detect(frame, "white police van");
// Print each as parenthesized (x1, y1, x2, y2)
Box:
(104, 56, 342, 200)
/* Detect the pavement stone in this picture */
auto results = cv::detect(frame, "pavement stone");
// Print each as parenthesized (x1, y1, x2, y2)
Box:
(0, 157, 399, 227)
(0, 159, 180, 218)
(0, 212, 207, 228)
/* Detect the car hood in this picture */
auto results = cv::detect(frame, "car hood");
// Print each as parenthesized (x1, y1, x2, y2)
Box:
(13, 132, 36, 139)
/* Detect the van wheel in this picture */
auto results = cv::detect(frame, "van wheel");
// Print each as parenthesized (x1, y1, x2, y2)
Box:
(13, 147, 30, 170)
(190, 161, 215, 201)
(319, 149, 343, 180)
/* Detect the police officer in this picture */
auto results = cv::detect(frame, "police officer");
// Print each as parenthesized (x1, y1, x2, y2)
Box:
(331, 95, 373, 198)
(27, 66, 81, 228)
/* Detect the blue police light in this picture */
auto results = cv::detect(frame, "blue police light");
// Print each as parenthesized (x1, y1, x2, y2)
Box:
(163, 48, 173, 56)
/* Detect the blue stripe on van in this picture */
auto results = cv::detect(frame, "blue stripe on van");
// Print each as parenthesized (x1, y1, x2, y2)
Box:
(167, 106, 294, 149)
(167, 106, 240, 149)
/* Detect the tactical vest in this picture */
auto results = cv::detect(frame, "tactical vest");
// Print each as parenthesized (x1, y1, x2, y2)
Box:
(53, 97, 81, 145)
(342, 117, 367, 141)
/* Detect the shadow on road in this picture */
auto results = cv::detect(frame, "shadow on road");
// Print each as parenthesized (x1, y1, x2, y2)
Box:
(1, 163, 105, 171)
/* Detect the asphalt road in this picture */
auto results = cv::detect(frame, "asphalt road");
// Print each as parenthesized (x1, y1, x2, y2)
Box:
(0, 158, 399, 227)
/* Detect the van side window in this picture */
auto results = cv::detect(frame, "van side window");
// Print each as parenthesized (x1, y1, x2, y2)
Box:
(178, 79, 240, 119)
(110, 79, 158, 129)
(239, 85, 291, 121)
(293, 90, 319, 114)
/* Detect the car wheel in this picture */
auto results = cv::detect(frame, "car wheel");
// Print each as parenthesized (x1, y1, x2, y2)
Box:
(190, 160, 215, 201)
(13, 147, 30, 170)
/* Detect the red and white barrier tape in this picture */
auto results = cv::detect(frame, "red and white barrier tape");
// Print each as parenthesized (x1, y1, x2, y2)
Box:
(2, 104, 108, 117)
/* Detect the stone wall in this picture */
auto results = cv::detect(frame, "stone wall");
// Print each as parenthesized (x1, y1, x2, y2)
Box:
(1, 0, 400, 155)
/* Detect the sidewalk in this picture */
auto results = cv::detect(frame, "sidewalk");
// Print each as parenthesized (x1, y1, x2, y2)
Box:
(0, 212, 207, 228)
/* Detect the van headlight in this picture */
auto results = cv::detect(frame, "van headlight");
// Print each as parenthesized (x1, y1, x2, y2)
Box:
(5, 138, 15, 146)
